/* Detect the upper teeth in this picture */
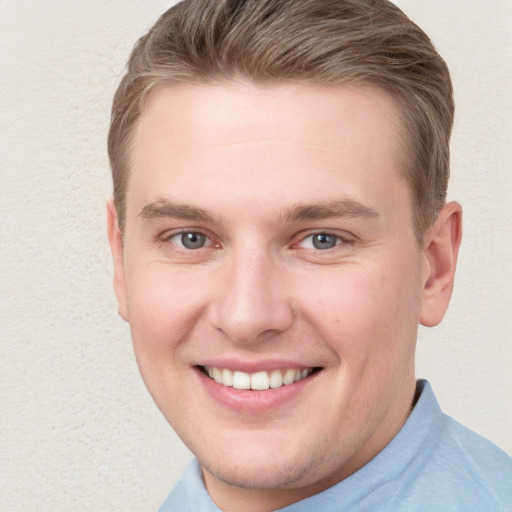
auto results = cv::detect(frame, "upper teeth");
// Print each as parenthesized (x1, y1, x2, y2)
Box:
(204, 366, 313, 390)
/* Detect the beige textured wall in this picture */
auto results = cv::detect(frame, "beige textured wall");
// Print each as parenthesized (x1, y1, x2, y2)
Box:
(1, 1, 510, 511)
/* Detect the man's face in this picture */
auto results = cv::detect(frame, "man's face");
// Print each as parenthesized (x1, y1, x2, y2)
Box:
(110, 82, 433, 504)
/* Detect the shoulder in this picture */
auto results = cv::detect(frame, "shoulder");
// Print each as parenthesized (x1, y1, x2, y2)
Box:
(435, 413, 512, 505)
(390, 381, 512, 511)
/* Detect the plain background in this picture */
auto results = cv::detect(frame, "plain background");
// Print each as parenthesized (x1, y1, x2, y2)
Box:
(1, 1, 511, 510)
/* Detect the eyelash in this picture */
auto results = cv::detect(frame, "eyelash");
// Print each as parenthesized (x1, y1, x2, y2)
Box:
(163, 230, 216, 251)
(161, 229, 350, 253)
(294, 232, 346, 251)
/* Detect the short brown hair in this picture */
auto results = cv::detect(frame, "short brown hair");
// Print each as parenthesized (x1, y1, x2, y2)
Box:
(108, 0, 454, 241)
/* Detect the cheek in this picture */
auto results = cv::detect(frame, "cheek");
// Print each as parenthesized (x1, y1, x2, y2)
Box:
(124, 265, 206, 359)
(298, 260, 422, 359)
(123, 267, 207, 417)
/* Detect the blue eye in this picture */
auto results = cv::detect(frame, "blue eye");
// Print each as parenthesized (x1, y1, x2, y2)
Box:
(171, 232, 209, 249)
(301, 233, 341, 250)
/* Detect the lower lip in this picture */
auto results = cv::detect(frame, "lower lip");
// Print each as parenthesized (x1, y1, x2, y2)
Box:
(195, 367, 320, 413)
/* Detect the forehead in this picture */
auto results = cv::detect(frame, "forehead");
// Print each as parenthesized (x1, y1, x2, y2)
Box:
(135, 81, 404, 152)
(127, 81, 409, 222)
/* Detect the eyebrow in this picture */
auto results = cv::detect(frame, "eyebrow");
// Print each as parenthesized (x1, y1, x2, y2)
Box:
(139, 200, 214, 222)
(139, 198, 379, 224)
(282, 200, 379, 222)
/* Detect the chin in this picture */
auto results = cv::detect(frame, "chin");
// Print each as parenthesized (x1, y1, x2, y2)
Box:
(201, 455, 316, 490)
(196, 431, 338, 493)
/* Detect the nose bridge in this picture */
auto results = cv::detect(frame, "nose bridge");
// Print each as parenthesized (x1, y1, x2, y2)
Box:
(209, 244, 293, 343)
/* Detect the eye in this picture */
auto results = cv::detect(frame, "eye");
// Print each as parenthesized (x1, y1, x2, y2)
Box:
(299, 232, 342, 250)
(169, 231, 210, 250)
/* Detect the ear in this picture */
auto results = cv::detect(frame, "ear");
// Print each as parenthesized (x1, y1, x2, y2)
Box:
(106, 199, 129, 321)
(420, 201, 462, 327)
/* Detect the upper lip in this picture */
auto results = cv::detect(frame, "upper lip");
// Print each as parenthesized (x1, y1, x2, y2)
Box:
(195, 358, 322, 373)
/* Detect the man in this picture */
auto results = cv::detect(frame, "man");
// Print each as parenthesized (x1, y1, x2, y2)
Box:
(106, 0, 512, 510)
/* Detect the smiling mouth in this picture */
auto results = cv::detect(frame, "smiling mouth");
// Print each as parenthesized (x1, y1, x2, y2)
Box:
(198, 365, 321, 391)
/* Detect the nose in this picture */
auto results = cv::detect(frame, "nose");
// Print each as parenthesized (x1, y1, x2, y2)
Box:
(208, 252, 294, 344)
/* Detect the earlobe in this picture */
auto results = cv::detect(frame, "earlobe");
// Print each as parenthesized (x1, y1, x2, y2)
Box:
(106, 199, 129, 321)
(420, 202, 462, 327)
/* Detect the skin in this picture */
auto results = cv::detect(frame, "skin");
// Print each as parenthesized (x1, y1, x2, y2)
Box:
(108, 82, 462, 512)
